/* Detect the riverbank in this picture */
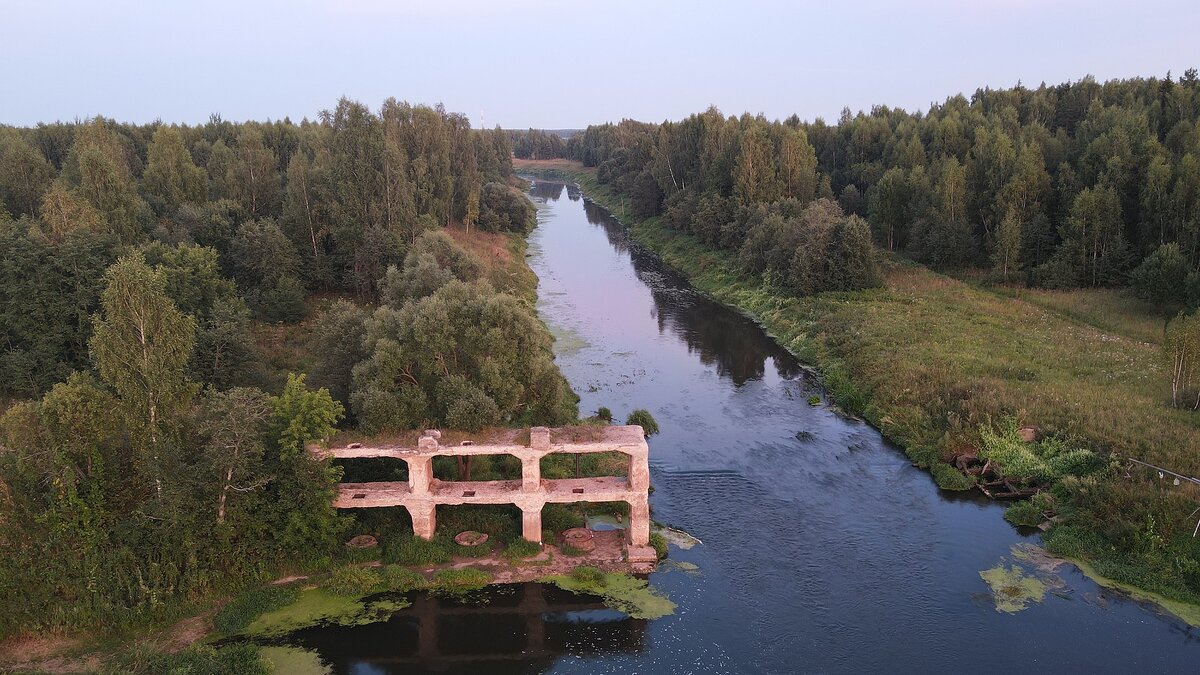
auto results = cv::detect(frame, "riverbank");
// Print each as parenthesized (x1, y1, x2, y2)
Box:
(514, 158, 1200, 626)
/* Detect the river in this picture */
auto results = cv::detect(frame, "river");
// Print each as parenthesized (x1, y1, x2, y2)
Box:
(287, 179, 1200, 673)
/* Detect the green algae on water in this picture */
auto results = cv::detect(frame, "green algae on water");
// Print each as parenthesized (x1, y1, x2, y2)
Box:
(245, 588, 411, 636)
(980, 564, 1048, 613)
(548, 324, 590, 355)
(543, 571, 676, 619)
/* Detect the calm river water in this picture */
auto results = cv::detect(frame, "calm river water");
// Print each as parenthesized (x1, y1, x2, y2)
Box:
(290, 180, 1200, 674)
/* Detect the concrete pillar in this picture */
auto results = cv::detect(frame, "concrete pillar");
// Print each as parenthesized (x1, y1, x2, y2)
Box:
(521, 505, 543, 544)
(530, 426, 550, 450)
(410, 502, 436, 540)
(406, 457, 432, 495)
(521, 452, 540, 493)
(628, 448, 650, 492)
(627, 494, 650, 546)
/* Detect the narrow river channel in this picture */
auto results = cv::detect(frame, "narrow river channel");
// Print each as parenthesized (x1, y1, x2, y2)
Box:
(290, 180, 1200, 674)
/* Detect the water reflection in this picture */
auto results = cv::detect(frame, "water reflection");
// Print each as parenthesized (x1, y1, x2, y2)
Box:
(530, 181, 565, 201)
(286, 584, 646, 675)
(575, 187, 799, 385)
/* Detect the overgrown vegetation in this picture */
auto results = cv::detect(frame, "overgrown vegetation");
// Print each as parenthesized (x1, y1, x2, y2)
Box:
(326, 566, 383, 597)
(429, 569, 491, 597)
(213, 586, 299, 634)
(109, 643, 268, 675)
(625, 409, 660, 435)
(0, 98, 575, 640)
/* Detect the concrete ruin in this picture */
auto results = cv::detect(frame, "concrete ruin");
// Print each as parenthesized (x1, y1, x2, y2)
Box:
(316, 425, 655, 563)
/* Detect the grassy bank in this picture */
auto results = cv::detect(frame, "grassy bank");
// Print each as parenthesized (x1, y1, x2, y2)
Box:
(516, 159, 1200, 621)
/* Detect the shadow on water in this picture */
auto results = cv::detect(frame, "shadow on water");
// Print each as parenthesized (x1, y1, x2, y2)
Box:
(279, 584, 644, 675)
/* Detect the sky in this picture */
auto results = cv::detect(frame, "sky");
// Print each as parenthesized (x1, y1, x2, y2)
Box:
(2, 0, 1197, 129)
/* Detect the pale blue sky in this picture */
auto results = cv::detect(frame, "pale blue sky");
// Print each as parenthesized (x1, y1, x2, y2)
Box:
(2, 0, 1196, 128)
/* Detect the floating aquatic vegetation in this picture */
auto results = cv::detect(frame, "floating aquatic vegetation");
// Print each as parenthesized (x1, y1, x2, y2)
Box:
(662, 560, 701, 577)
(549, 324, 590, 355)
(543, 570, 676, 619)
(245, 588, 410, 636)
(979, 564, 1048, 613)
(653, 524, 702, 550)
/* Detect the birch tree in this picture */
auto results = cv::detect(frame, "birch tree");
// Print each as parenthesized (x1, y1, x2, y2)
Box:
(89, 254, 197, 497)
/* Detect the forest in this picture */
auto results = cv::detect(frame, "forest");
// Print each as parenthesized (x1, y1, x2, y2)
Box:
(0, 99, 575, 636)
(549, 71, 1200, 307)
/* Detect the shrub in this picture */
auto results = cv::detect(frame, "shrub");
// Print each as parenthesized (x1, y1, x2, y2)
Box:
(379, 565, 426, 592)
(213, 586, 298, 634)
(930, 462, 975, 490)
(807, 395, 821, 406)
(595, 406, 613, 422)
(503, 538, 542, 560)
(570, 566, 606, 587)
(1004, 500, 1046, 527)
(625, 409, 660, 435)
(384, 535, 451, 566)
(326, 565, 382, 597)
(542, 503, 585, 534)
(649, 532, 669, 560)
(430, 569, 491, 597)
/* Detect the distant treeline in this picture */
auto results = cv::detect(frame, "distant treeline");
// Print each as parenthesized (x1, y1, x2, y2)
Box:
(508, 128, 575, 160)
(555, 71, 1200, 302)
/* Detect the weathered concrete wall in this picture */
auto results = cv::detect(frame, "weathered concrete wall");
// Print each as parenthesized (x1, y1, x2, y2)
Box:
(318, 426, 653, 557)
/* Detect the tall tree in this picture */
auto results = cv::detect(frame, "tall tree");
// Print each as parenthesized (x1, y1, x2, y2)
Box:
(89, 254, 198, 497)
(142, 126, 206, 216)
(228, 128, 281, 218)
(197, 386, 272, 525)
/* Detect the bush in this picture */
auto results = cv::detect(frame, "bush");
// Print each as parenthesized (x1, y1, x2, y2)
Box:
(649, 532, 669, 560)
(213, 585, 298, 634)
(570, 566, 606, 586)
(807, 395, 821, 406)
(1004, 499, 1046, 527)
(930, 462, 975, 490)
(595, 406, 613, 422)
(384, 535, 451, 566)
(541, 503, 585, 534)
(625, 409, 660, 435)
(478, 182, 535, 234)
(379, 565, 426, 592)
(250, 275, 308, 322)
(326, 565, 382, 596)
(503, 538, 542, 560)
(430, 568, 491, 597)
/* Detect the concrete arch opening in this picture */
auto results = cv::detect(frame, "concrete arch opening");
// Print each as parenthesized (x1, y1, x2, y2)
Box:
(316, 425, 654, 564)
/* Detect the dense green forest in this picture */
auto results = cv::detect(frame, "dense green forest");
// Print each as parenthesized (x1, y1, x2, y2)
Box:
(553, 71, 1200, 305)
(0, 99, 573, 636)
